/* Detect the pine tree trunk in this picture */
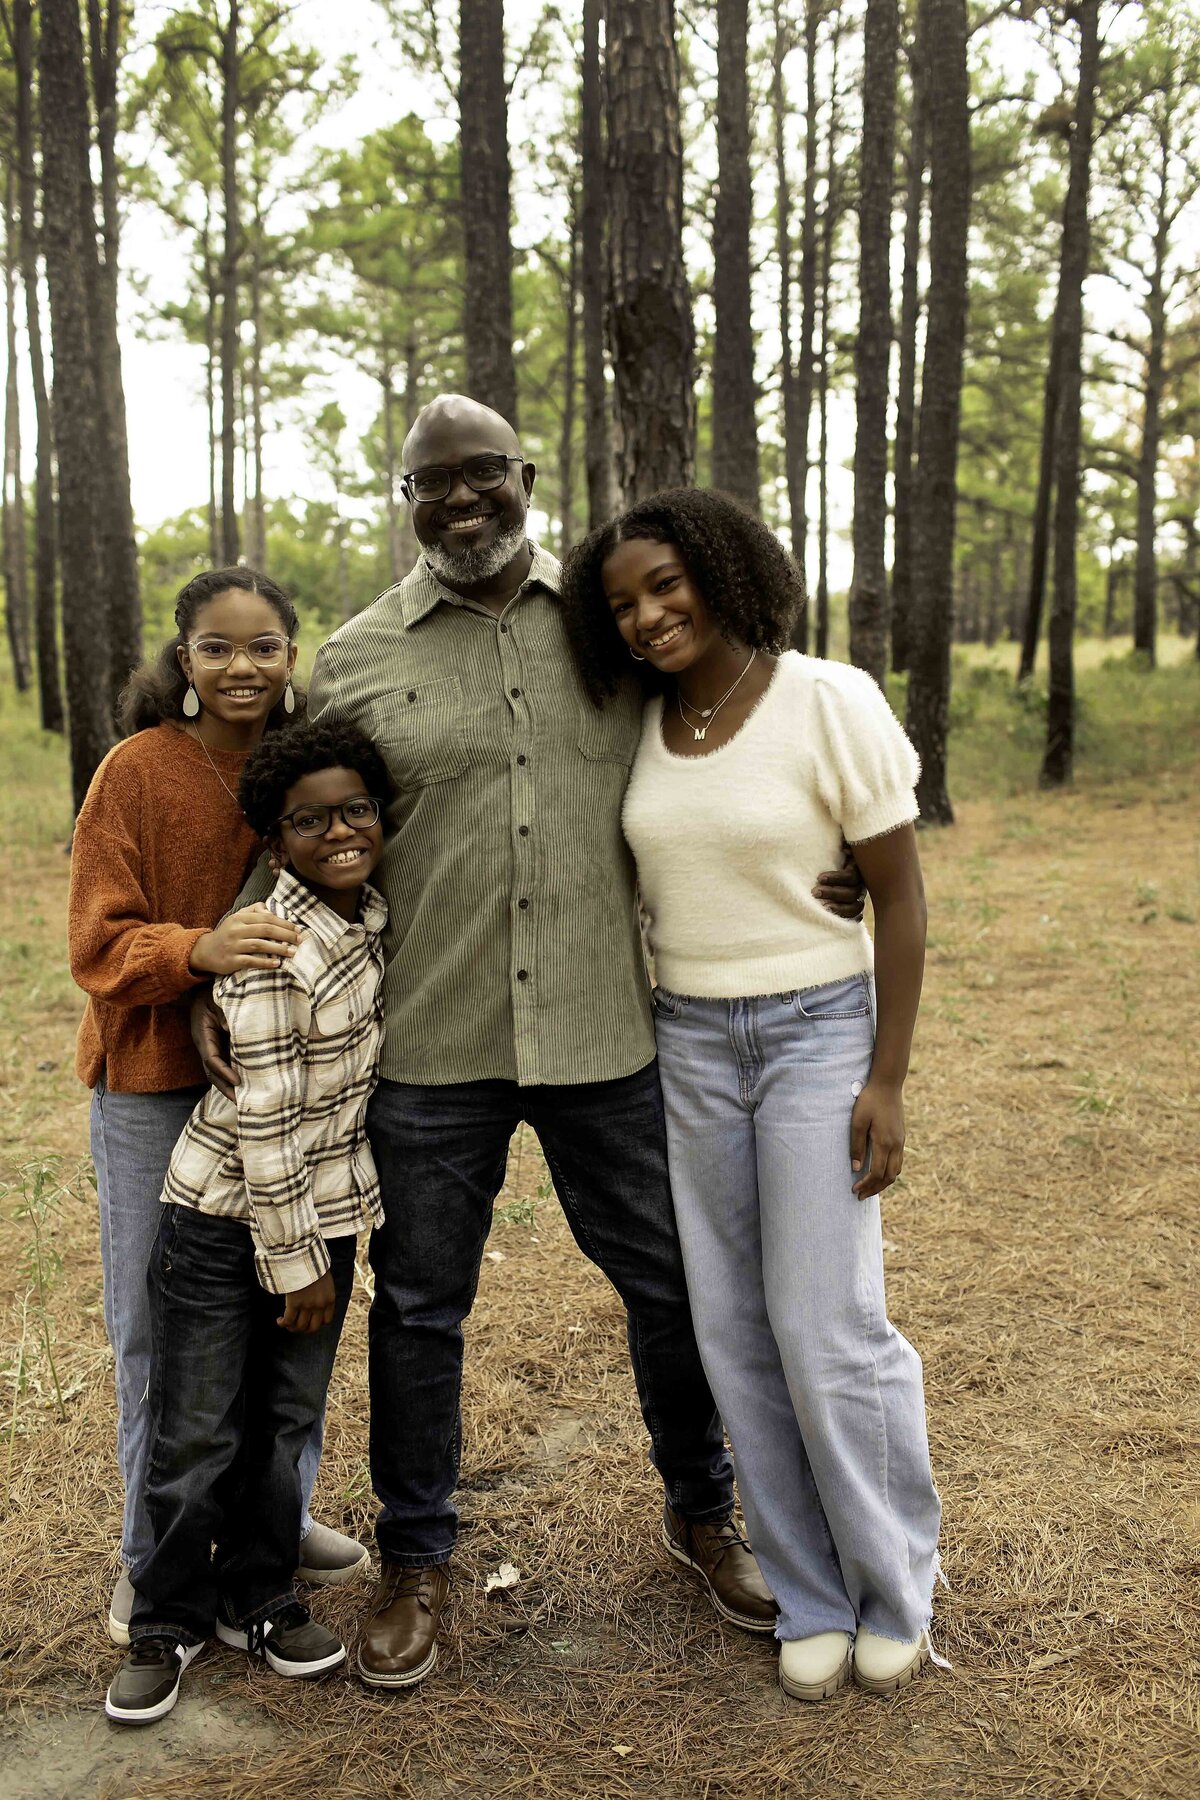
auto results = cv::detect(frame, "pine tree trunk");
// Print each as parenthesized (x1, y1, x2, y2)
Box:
(606, 0, 695, 499)
(399, 336, 420, 575)
(891, 3, 928, 674)
(814, 5, 843, 662)
(86, 0, 140, 711)
(247, 185, 266, 569)
(219, 0, 241, 564)
(560, 197, 579, 553)
(202, 202, 219, 564)
(3, 170, 32, 691)
(39, 0, 112, 809)
(581, 0, 617, 528)
(792, 0, 820, 585)
(904, 0, 969, 826)
(382, 358, 402, 583)
(771, 0, 803, 622)
(848, 0, 899, 684)
(1018, 293, 1063, 681)
(1133, 132, 1169, 668)
(711, 0, 759, 511)
(460, 0, 517, 424)
(1041, 0, 1099, 788)
(14, 0, 64, 732)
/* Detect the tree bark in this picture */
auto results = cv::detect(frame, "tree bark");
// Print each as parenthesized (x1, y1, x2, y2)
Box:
(606, 0, 695, 499)
(39, 0, 112, 808)
(86, 0, 140, 710)
(771, 0, 803, 628)
(201, 198, 219, 563)
(1042, 8, 1100, 783)
(890, 2, 928, 673)
(246, 179, 266, 569)
(904, 0, 970, 826)
(381, 355, 402, 583)
(219, 0, 241, 564)
(1133, 130, 1170, 667)
(1041, 0, 1099, 788)
(4, 168, 32, 691)
(711, 0, 759, 510)
(13, 0, 64, 732)
(848, 0, 899, 684)
(560, 197, 579, 554)
(792, 0, 820, 589)
(459, 0, 517, 424)
(1018, 274, 1063, 681)
(581, 0, 617, 527)
(814, 3, 843, 662)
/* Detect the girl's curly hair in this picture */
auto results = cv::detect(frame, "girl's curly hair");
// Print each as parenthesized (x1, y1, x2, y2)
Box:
(117, 566, 305, 736)
(559, 488, 805, 707)
(238, 720, 393, 842)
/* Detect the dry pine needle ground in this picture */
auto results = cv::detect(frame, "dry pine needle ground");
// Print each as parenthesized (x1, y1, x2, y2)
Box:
(0, 766, 1197, 1799)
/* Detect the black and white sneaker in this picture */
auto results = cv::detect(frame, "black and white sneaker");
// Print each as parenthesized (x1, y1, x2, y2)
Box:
(216, 1600, 346, 1677)
(104, 1635, 202, 1724)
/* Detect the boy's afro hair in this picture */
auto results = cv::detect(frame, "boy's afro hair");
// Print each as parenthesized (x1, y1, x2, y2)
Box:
(238, 720, 392, 839)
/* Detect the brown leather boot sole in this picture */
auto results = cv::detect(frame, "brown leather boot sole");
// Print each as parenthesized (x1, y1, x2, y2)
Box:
(661, 1525, 778, 1635)
(355, 1639, 437, 1689)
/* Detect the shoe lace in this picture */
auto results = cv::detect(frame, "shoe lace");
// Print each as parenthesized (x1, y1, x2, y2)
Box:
(255, 1601, 311, 1649)
(382, 1564, 442, 1610)
(695, 1514, 752, 1565)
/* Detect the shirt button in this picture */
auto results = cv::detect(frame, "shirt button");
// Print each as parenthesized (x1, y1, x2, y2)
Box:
(406, 690, 417, 702)
(500, 622, 509, 633)
(516, 754, 527, 766)
(510, 686, 521, 699)
(517, 969, 529, 981)
(518, 825, 530, 836)
(518, 897, 529, 909)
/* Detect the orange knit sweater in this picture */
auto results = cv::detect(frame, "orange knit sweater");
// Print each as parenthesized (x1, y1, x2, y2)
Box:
(69, 723, 262, 1092)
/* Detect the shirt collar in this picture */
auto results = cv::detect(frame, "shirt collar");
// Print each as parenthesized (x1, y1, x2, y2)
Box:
(270, 868, 387, 949)
(387, 541, 563, 629)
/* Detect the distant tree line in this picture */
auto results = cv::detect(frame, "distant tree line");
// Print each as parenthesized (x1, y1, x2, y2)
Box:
(2, 0, 1199, 818)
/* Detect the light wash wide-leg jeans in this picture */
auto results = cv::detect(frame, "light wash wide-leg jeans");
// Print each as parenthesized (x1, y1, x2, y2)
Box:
(652, 973, 941, 1645)
(90, 1075, 323, 1581)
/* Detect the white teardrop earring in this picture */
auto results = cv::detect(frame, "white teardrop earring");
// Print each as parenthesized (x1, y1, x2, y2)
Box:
(283, 682, 296, 716)
(182, 683, 200, 718)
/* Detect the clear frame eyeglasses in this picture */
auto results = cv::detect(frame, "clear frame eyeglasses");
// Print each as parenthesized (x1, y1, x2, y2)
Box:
(186, 634, 291, 670)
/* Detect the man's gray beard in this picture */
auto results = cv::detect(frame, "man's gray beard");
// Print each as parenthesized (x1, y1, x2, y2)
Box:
(423, 518, 529, 587)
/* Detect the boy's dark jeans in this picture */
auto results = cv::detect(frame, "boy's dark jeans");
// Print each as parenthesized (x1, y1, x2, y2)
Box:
(365, 1060, 734, 1566)
(129, 1206, 355, 1647)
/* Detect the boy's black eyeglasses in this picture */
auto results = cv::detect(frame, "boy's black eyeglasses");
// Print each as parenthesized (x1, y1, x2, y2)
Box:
(401, 454, 524, 505)
(276, 798, 383, 837)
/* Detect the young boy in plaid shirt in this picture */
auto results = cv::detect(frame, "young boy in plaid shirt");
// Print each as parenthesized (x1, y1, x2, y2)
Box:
(105, 722, 392, 1725)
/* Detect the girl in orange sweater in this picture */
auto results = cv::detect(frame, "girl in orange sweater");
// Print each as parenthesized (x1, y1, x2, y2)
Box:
(69, 567, 365, 1645)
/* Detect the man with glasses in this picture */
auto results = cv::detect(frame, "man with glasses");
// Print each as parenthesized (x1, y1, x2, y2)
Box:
(201, 393, 855, 1688)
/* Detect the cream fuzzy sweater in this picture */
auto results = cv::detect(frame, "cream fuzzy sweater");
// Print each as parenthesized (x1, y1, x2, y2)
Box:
(622, 652, 920, 999)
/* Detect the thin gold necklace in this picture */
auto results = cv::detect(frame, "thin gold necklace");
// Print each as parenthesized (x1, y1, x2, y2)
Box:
(187, 723, 241, 804)
(676, 651, 757, 742)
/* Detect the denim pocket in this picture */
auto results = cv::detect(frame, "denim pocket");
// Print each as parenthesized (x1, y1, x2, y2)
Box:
(650, 984, 687, 1020)
(789, 974, 871, 1020)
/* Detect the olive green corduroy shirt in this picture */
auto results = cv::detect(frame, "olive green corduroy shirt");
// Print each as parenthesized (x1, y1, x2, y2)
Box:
(304, 545, 654, 1088)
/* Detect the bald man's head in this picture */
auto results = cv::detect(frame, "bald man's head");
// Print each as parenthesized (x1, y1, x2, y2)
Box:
(401, 392, 536, 592)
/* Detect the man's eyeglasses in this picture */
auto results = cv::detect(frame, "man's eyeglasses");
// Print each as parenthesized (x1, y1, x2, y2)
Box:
(187, 634, 290, 670)
(276, 797, 384, 838)
(401, 454, 524, 505)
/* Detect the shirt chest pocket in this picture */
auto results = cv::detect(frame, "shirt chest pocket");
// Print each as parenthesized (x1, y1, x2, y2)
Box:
(371, 676, 468, 786)
(309, 994, 356, 1092)
(577, 689, 641, 766)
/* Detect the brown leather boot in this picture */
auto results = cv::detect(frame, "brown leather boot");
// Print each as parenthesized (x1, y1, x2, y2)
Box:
(662, 1505, 778, 1634)
(356, 1561, 450, 1688)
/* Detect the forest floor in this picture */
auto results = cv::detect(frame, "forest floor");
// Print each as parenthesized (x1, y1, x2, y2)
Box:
(0, 647, 1198, 1799)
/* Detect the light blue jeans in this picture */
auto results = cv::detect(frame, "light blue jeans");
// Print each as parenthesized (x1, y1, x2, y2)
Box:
(90, 1077, 322, 1580)
(652, 974, 940, 1645)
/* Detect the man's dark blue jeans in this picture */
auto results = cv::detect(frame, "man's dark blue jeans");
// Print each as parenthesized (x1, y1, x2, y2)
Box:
(365, 1059, 734, 1566)
(129, 1205, 356, 1647)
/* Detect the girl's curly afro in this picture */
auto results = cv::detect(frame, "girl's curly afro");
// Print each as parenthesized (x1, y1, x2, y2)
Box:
(559, 488, 805, 707)
(238, 720, 393, 841)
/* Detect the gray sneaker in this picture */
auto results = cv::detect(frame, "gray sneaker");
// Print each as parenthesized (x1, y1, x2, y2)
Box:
(108, 1571, 136, 1647)
(216, 1600, 346, 1678)
(296, 1521, 370, 1587)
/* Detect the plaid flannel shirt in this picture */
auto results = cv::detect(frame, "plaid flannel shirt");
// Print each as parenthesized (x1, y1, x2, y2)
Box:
(163, 869, 387, 1294)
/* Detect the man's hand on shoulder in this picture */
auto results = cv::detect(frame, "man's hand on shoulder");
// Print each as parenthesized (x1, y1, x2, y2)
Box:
(812, 848, 867, 921)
